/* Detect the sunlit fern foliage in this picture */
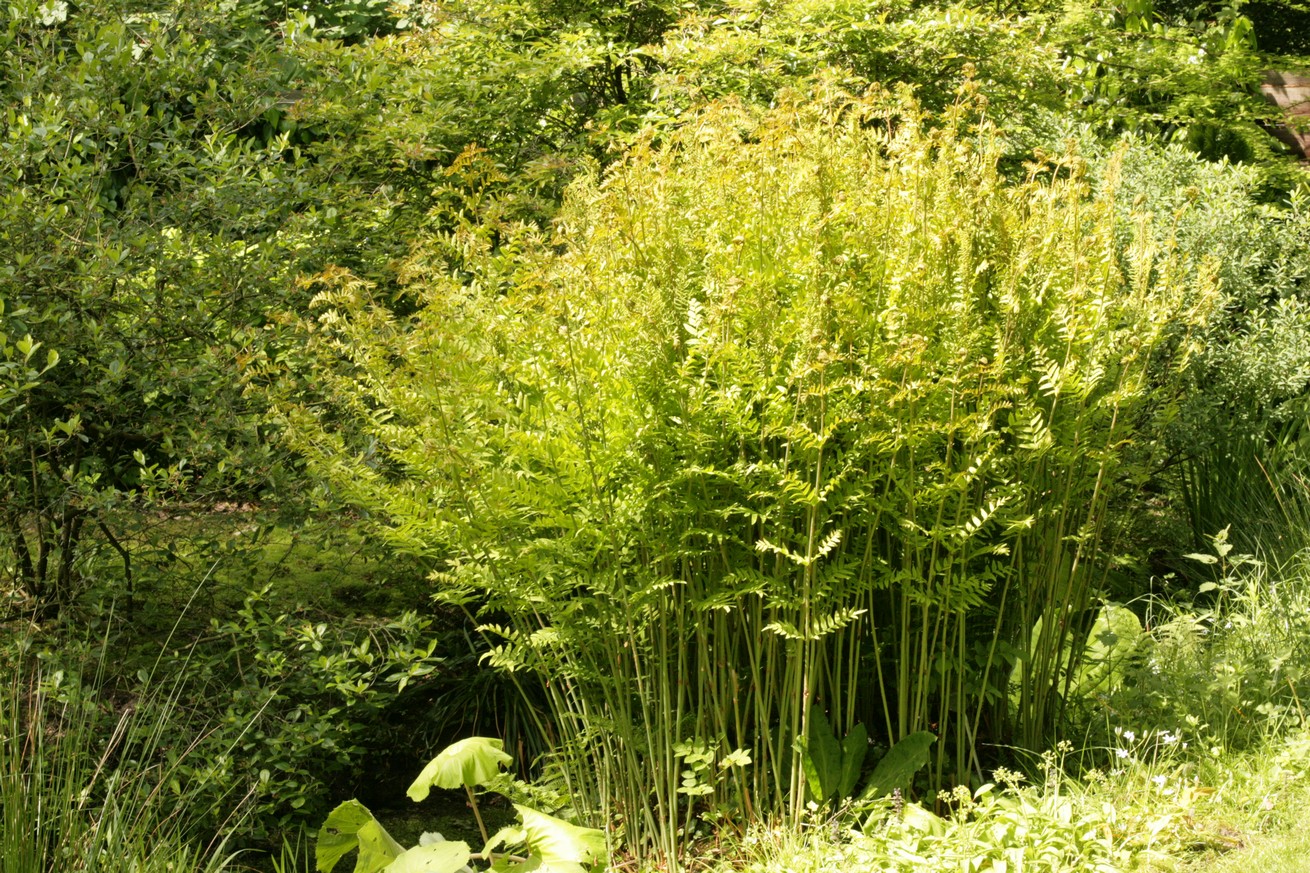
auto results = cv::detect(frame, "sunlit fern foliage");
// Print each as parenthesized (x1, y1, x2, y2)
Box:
(267, 84, 1217, 863)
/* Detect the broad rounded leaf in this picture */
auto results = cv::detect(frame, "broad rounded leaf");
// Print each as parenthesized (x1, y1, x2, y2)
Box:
(482, 824, 525, 857)
(515, 804, 605, 871)
(318, 801, 374, 873)
(356, 820, 406, 873)
(407, 738, 513, 801)
(317, 800, 405, 873)
(385, 840, 472, 873)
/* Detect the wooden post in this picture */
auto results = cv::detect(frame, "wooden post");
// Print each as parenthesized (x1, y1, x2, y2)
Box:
(1261, 71, 1310, 159)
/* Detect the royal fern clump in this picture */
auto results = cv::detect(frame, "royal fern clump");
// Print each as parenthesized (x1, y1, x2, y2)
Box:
(270, 87, 1217, 860)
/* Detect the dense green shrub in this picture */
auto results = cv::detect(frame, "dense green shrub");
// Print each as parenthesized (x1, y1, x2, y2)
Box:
(1088, 141, 1310, 562)
(650, 0, 1296, 174)
(0, 0, 317, 615)
(140, 589, 445, 840)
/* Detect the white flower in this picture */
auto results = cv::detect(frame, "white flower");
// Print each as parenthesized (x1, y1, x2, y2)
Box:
(1115, 747, 1130, 759)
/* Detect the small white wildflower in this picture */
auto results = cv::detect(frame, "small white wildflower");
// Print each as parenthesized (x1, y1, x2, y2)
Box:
(1115, 747, 1130, 759)
(1160, 731, 1179, 745)
(1123, 730, 1136, 742)
(1151, 774, 1167, 787)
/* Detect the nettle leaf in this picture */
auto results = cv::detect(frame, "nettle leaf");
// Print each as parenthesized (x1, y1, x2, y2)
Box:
(316, 800, 405, 873)
(408, 737, 514, 801)
(515, 804, 606, 873)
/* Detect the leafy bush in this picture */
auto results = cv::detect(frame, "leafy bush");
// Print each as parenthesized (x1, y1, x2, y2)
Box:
(0, 0, 316, 616)
(1086, 140, 1310, 562)
(143, 588, 445, 840)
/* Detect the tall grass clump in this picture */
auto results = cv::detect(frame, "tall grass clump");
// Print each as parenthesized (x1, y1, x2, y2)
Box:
(271, 84, 1217, 863)
(0, 634, 239, 873)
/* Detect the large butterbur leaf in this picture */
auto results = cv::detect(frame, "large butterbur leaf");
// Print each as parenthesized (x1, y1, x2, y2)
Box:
(407, 737, 514, 801)
(514, 804, 606, 873)
(385, 840, 473, 873)
(482, 824, 525, 857)
(316, 800, 405, 873)
(1070, 602, 1144, 697)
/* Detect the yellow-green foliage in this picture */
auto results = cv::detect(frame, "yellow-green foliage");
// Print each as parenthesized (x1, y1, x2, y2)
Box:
(272, 86, 1217, 861)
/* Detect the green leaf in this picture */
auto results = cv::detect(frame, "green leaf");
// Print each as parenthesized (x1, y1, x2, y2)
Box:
(901, 803, 945, 836)
(837, 722, 868, 800)
(483, 824, 525, 857)
(316, 800, 405, 873)
(515, 804, 605, 872)
(385, 841, 472, 873)
(860, 731, 936, 800)
(356, 820, 406, 873)
(318, 801, 373, 873)
(798, 706, 842, 803)
(719, 748, 752, 769)
(407, 737, 513, 801)
(1070, 603, 1143, 697)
